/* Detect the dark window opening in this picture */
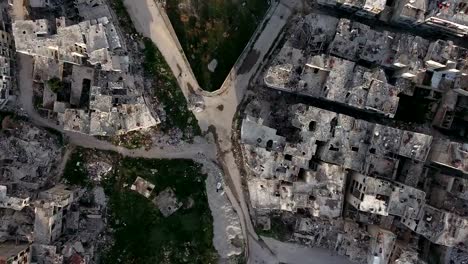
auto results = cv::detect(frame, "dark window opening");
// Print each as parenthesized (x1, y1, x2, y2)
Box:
(309, 121, 316, 131)
(266, 140, 273, 151)
(329, 145, 339, 151)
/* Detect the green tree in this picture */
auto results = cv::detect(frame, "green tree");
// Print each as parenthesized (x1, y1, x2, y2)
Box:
(47, 77, 63, 93)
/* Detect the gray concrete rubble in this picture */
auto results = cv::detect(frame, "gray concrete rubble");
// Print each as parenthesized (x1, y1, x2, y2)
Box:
(196, 157, 244, 259)
(53, 68, 160, 136)
(317, 0, 468, 38)
(391, 0, 468, 37)
(0, 119, 62, 196)
(30, 185, 111, 263)
(153, 187, 182, 217)
(240, 98, 468, 255)
(85, 161, 112, 182)
(242, 62, 467, 263)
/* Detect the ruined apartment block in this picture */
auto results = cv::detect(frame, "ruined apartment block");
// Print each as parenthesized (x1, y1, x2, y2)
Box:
(0, 242, 31, 264)
(264, 13, 468, 120)
(315, 0, 468, 38)
(430, 138, 468, 175)
(12, 17, 127, 71)
(0, 28, 15, 109)
(241, 98, 468, 261)
(33, 185, 75, 245)
(316, 0, 386, 17)
(12, 16, 160, 136)
(392, 0, 468, 37)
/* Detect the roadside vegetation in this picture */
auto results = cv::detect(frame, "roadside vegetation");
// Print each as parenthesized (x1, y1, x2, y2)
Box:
(109, 0, 201, 139)
(109, 129, 153, 150)
(143, 38, 201, 136)
(62, 148, 90, 187)
(165, 0, 269, 91)
(109, 0, 136, 33)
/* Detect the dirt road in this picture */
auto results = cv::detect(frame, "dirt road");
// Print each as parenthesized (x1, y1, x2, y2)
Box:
(123, 0, 200, 96)
(122, 0, 301, 260)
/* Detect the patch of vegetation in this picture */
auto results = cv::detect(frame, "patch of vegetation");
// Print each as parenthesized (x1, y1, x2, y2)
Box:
(33, 93, 43, 109)
(165, 0, 269, 91)
(256, 215, 294, 241)
(111, 130, 153, 150)
(107, 1, 201, 138)
(62, 148, 90, 187)
(43, 127, 64, 146)
(101, 157, 218, 264)
(47, 77, 64, 93)
(143, 38, 201, 136)
(109, 0, 136, 33)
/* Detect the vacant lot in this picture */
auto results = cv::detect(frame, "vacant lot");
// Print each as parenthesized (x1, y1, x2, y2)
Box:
(63, 148, 218, 263)
(103, 157, 217, 263)
(165, 0, 269, 91)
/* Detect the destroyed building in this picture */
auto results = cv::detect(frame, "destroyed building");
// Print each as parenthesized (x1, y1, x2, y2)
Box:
(0, 242, 31, 264)
(12, 17, 127, 71)
(430, 138, 468, 174)
(57, 83, 159, 136)
(0, 185, 29, 211)
(0, 28, 15, 109)
(242, 113, 347, 217)
(0, 120, 62, 195)
(367, 225, 397, 264)
(12, 14, 161, 136)
(402, 204, 468, 249)
(32, 62, 159, 136)
(316, 0, 387, 17)
(241, 95, 468, 262)
(244, 5, 468, 264)
(392, 0, 468, 37)
(33, 185, 75, 245)
(130, 176, 155, 198)
(263, 14, 468, 122)
(347, 173, 426, 217)
(27, 184, 110, 264)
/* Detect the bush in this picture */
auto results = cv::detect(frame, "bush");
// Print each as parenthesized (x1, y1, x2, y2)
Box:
(47, 77, 63, 93)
